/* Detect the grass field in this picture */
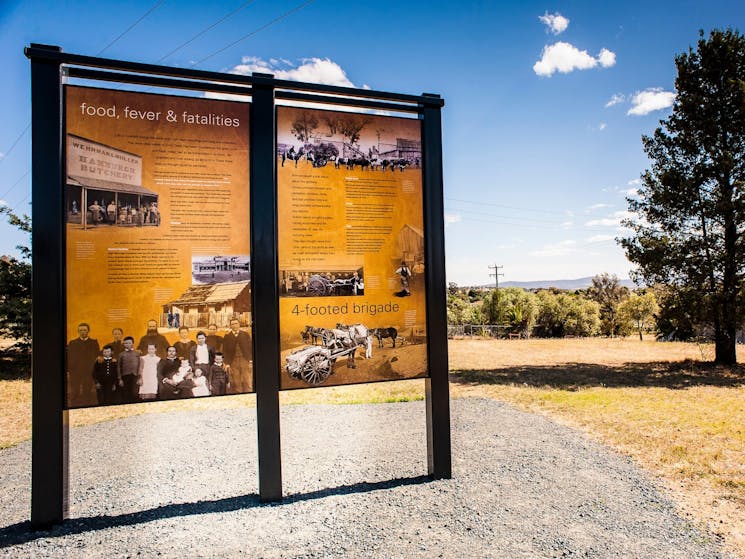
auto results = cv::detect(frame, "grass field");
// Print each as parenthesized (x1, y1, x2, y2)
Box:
(1, 337, 743, 556)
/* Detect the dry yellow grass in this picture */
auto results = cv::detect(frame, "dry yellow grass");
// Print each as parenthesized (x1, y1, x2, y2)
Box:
(1, 337, 743, 556)
(448, 337, 745, 558)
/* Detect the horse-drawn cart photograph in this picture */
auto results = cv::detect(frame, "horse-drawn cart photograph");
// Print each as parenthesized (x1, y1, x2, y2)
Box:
(282, 321, 424, 388)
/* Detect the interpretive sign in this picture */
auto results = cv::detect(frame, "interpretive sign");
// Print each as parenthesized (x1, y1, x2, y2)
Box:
(277, 107, 427, 388)
(27, 44, 448, 524)
(64, 86, 252, 409)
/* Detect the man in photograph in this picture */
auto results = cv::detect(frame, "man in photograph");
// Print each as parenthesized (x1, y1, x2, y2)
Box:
(66, 322, 100, 408)
(157, 345, 181, 400)
(189, 331, 215, 377)
(117, 336, 141, 404)
(137, 318, 169, 358)
(222, 318, 252, 393)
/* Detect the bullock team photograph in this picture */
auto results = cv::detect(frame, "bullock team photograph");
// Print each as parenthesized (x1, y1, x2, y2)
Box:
(1, 2, 745, 559)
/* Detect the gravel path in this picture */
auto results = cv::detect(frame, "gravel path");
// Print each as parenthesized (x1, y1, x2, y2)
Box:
(0, 398, 735, 558)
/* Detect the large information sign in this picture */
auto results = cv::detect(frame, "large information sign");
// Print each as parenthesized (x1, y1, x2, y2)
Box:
(64, 86, 253, 408)
(277, 107, 427, 388)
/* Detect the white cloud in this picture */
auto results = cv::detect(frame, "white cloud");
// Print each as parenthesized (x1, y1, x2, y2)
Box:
(539, 12, 569, 35)
(605, 93, 625, 107)
(533, 42, 616, 77)
(585, 203, 612, 213)
(586, 234, 616, 243)
(585, 217, 621, 227)
(585, 210, 634, 228)
(444, 213, 462, 226)
(598, 122, 607, 131)
(620, 178, 641, 197)
(0, 152, 5, 160)
(561, 221, 574, 229)
(627, 88, 675, 116)
(529, 240, 578, 257)
(0, 200, 6, 207)
(206, 56, 361, 105)
(598, 48, 616, 68)
(230, 56, 355, 87)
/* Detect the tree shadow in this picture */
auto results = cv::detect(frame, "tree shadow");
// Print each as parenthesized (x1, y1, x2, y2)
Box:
(0, 350, 30, 380)
(0, 475, 431, 548)
(450, 361, 745, 390)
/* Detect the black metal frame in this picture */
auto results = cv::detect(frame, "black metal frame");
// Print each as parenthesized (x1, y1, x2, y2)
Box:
(25, 44, 450, 523)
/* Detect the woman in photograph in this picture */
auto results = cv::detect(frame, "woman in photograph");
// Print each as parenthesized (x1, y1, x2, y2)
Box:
(138, 343, 160, 400)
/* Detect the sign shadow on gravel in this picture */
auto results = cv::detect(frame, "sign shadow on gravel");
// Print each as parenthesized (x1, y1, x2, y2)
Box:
(0, 475, 430, 548)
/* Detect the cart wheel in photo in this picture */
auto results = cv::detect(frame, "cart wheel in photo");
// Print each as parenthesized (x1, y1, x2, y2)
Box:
(300, 353, 332, 385)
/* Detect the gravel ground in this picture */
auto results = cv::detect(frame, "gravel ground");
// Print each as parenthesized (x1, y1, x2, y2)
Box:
(0, 398, 735, 558)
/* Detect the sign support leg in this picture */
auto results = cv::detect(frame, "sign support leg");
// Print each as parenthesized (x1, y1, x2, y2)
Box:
(421, 96, 452, 479)
(250, 74, 283, 501)
(29, 44, 69, 527)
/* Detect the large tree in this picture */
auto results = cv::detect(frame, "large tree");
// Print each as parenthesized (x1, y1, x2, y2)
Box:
(0, 206, 31, 352)
(621, 29, 745, 364)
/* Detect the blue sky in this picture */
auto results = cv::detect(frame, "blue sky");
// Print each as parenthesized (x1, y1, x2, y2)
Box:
(1, 0, 743, 285)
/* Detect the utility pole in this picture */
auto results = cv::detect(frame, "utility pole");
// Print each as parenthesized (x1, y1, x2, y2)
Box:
(488, 264, 504, 326)
(488, 264, 503, 291)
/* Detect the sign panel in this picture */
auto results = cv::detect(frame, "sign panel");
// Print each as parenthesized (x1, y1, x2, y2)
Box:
(277, 107, 428, 388)
(64, 86, 252, 408)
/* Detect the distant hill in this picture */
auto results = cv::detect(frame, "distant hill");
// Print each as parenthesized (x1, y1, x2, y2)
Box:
(492, 277, 636, 290)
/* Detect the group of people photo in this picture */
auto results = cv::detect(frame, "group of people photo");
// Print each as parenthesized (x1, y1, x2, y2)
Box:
(66, 318, 253, 408)
(74, 199, 160, 227)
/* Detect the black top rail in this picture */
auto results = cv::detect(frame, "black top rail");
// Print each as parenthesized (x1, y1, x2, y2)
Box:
(25, 44, 444, 109)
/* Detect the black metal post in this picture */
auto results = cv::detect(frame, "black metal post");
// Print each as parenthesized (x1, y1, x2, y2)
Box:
(26, 44, 69, 526)
(250, 73, 283, 501)
(421, 95, 452, 479)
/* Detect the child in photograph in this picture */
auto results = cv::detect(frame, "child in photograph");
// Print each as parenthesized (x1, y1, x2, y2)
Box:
(92, 345, 118, 405)
(173, 359, 191, 383)
(138, 343, 160, 400)
(208, 352, 230, 396)
(165, 359, 195, 398)
(191, 368, 210, 397)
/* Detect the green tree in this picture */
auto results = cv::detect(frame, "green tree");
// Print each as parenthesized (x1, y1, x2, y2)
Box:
(587, 273, 628, 337)
(480, 288, 540, 335)
(0, 206, 31, 352)
(534, 290, 600, 338)
(621, 29, 745, 364)
(618, 291, 659, 341)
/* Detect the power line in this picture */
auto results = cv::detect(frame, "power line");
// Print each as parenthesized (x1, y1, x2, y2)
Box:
(9, 192, 30, 215)
(2, 1, 168, 188)
(0, 124, 30, 167)
(156, 0, 259, 63)
(446, 196, 570, 216)
(96, 0, 166, 56)
(0, 170, 30, 202)
(445, 205, 566, 225)
(192, 0, 317, 67)
(444, 214, 619, 233)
